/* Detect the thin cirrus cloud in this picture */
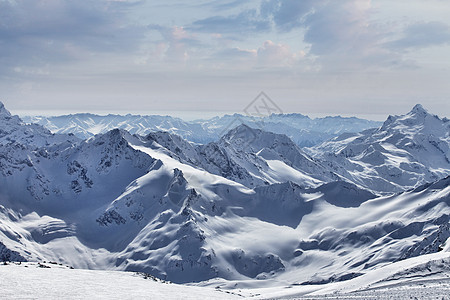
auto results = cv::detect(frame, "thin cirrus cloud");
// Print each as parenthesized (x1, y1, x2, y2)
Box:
(212, 40, 303, 68)
(0, 0, 146, 75)
(210, 0, 253, 11)
(261, 0, 315, 32)
(257, 40, 304, 67)
(188, 9, 271, 38)
(388, 21, 450, 50)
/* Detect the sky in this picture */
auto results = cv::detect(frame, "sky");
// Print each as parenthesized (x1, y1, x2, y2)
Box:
(1, 0, 450, 120)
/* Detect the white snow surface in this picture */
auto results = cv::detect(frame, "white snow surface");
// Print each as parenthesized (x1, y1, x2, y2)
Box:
(0, 262, 241, 299)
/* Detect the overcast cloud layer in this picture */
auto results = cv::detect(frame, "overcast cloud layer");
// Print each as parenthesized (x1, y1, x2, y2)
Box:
(1, 0, 450, 118)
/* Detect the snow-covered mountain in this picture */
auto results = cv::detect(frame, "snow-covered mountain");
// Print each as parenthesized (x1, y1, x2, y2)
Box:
(23, 113, 216, 144)
(307, 104, 450, 193)
(140, 124, 340, 189)
(22, 111, 381, 147)
(1, 101, 449, 291)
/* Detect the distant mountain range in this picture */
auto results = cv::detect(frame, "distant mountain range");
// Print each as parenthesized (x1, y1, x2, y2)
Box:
(22, 112, 382, 147)
(1, 101, 449, 287)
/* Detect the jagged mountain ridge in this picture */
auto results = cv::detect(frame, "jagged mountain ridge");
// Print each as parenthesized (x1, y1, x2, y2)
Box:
(134, 124, 341, 189)
(306, 104, 450, 193)
(22, 111, 382, 147)
(0, 107, 154, 215)
(0, 101, 449, 286)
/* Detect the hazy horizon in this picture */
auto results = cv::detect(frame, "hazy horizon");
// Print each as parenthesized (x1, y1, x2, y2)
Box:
(10, 107, 416, 122)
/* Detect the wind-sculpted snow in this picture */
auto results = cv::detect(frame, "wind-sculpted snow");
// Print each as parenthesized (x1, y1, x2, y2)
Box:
(0, 101, 449, 288)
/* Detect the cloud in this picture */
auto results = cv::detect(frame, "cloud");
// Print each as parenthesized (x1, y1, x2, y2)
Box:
(145, 25, 202, 64)
(212, 40, 303, 69)
(261, 0, 315, 32)
(263, 0, 401, 69)
(194, 0, 450, 70)
(0, 0, 146, 76)
(210, 0, 253, 11)
(161, 26, 193, 63)
(188, 9, 271, 38)
(388, 21, 450, 50)
(301, 1, 373, 55)
(216, 47, 257, 61)
(257, 40, 304, 66)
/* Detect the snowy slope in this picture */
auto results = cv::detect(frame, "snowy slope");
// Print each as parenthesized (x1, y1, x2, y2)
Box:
(0, 262, 241, 299)
(307, 104, 450, 193)
(194, 175, 450, 290)
(245, 250, 450, 299)
(22, 112, 381, 147)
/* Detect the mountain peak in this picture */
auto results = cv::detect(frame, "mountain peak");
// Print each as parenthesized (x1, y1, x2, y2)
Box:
(0, 101, 12, 118)
(409, 104, 428, 115)
(223, 124, 261, 140)
(381, 104, 433, 130)
(234, 123, 253, 131)
(92, 128, 128, 146)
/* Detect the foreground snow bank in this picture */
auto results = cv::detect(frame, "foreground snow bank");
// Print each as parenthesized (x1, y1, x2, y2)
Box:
(2, 252, 450, 299)
(0, 262, 241, 299)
